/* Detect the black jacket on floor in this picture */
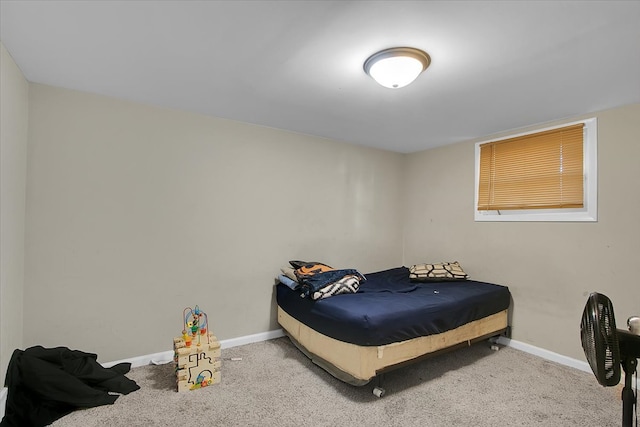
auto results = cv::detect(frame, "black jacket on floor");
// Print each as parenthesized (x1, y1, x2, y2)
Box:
(0, 346, 139, 427)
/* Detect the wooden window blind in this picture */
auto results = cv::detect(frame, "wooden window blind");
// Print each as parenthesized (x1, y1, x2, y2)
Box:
(477, 123, 584, 211)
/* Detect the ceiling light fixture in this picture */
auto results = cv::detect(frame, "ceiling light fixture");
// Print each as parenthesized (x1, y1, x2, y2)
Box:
(364, 47, 431, 89)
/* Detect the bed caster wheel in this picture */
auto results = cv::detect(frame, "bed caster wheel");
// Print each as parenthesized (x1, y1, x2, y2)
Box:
(373, 386, 385, 398)
(490, 344, 500, 351)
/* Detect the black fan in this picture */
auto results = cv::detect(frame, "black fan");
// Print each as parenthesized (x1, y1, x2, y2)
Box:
(581, 292, 640, 427)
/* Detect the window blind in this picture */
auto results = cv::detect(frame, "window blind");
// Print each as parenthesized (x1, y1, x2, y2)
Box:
(477, 123, 584, 211)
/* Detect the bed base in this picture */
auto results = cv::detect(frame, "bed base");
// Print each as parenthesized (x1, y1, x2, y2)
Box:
(277, 306, 509, 388)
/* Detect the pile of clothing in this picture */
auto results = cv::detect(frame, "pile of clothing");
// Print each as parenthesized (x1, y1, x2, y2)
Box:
(278, 260, 365, 300)
(1, 346, 139, 427)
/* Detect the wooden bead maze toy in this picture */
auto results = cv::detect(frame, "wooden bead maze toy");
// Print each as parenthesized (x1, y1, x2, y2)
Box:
(173, 305, 221, 392)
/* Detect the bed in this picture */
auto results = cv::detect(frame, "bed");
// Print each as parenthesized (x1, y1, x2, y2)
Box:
(276, 265, 511, 391)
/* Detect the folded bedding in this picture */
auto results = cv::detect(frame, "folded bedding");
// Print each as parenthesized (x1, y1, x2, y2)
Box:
(298, 268, 365, 298)
(276, 266, 511, 346)
(282, 261, 366, 300)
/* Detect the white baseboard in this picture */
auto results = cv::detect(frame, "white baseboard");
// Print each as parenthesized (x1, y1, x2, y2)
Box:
(496, 336, 637, 388)
(496, 336, 592, 373)
(102, 328, 285, 368)
(218, 328, 285, 350)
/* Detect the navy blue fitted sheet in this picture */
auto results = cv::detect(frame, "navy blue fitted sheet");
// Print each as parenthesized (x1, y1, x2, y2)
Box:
(276, 266, 511, 346)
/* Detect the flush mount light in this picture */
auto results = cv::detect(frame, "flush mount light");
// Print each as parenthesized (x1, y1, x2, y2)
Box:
(364, 47, 431, 89)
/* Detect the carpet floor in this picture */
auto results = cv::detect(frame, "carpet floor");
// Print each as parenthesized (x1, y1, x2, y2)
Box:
(51, 337, 624, 426)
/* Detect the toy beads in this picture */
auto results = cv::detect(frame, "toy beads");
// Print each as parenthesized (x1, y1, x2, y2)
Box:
(182, 305, 209, 347)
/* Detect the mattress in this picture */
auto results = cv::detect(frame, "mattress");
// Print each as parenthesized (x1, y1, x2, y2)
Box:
(278, 306, 508, 385)
(276, 266, 511, 346)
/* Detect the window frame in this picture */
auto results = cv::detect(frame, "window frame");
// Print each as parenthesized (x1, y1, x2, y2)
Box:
(474, 117, 597, 222)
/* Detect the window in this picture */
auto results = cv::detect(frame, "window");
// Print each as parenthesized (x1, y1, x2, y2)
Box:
(474, 118, 597, 222)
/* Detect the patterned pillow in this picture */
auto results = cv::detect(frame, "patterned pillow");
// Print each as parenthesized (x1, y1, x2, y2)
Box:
(409, 262, 468, 281)
(311, 275, 361, 300)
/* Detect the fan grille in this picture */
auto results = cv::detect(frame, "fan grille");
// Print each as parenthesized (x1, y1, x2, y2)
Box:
(580, 293, 621, 386)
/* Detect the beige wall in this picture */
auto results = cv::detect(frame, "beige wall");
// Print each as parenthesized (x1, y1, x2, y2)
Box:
(0, 43, 29, 381)
(403, 104, 640, 360)
(10, 74, 639, 367)
(24, 84, 404, 363)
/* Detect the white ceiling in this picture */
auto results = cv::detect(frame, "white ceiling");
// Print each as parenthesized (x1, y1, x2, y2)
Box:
(1, 1, 639, 153)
